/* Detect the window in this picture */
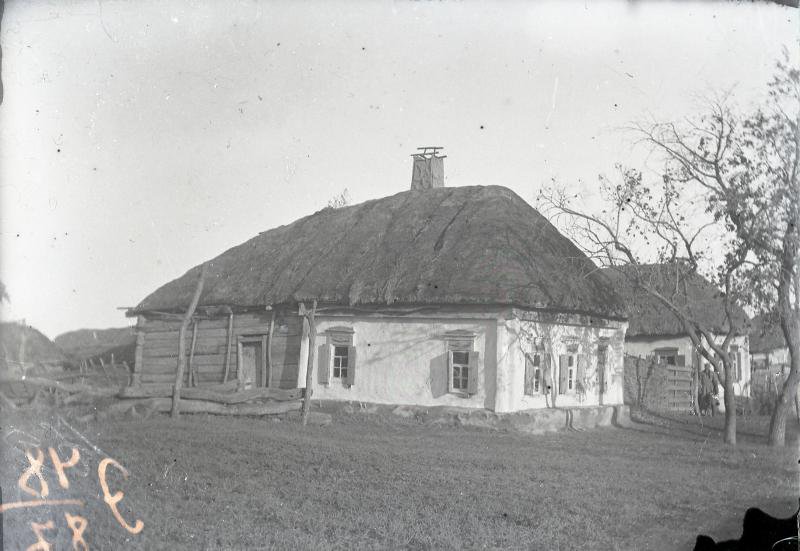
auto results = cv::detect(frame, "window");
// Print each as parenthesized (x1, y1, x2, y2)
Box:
(655, 349, 677, 366)
(451, 351, 470, 391)
(558, 354, 576, 395)
(319, 327, 356, 386)
(332, 345, 349, 380)
(444, 331, 479, 395)
(567, 355, 575, 391)
(597, 345, 607, 398)
(525, 353, 545, 396)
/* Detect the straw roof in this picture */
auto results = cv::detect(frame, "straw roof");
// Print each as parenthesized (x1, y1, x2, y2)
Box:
(601, 264, 749, 338)
(132, 186, 625, 318)
(749, 314, 787, 353)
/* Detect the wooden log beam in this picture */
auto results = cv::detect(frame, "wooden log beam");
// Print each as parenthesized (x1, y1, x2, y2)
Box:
(113, 397, 302, 416)
(223, 313, 234, 383)
(118, 385, 303, 403)
(172, 264, 207, 418)
(301, 300, 317, 425)
(120, 380, 238, 398)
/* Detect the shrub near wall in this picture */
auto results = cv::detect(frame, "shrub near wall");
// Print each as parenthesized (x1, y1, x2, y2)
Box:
(623, 355, 670, 411)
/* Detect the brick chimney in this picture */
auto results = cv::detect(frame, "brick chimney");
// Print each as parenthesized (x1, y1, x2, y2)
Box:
(410, 147, 445, 190)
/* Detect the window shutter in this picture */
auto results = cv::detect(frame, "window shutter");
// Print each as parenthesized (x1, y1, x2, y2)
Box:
(318, 344, 331, 385)
(734, 350, 741, 381)
(676, 355, 686, 367)
(447, 351, 454, 393)
(467, 351, 479, 395)
(524, 355, 535, 396)
(542, 353, 551, 395)
(559, 355, 568, 395)
(577, 354, 587, 384)
(345, 346, 357, 386)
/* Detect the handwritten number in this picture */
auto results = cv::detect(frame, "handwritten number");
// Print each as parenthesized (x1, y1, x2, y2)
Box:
(98, 457, 144, 534)
(19, 449, 49, 498)
(49, 447, 81, 489)
(65, 512, 89, 551)
(26, 520, 55, 551)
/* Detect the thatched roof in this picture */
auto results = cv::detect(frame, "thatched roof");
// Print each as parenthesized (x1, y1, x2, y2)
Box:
(132, 186, 625, 318)
(749, 314, 787, 353)
(601, 264, 749, 338)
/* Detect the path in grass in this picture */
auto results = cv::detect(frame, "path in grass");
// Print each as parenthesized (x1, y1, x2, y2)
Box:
(1, 409, 797, 550)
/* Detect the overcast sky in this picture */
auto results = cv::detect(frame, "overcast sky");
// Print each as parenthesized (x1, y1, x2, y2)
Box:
(0, 0, 796, 338)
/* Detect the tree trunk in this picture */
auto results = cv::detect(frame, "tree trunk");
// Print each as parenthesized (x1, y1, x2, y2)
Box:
(768, 340, 800, 446)
(691, 359, 700, 416)
(722, 359, 736, 445)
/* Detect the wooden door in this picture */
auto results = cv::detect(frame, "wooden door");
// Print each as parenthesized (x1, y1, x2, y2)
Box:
(240, 342, 262, 389)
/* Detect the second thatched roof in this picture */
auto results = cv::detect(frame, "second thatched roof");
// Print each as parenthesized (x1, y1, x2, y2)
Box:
(749, 314, 787, 353)
(132, 185, 625, 319)
(601, 264, 749, 338)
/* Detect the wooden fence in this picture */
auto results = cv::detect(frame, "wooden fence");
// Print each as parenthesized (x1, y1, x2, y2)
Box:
(623, 354, 693, 412)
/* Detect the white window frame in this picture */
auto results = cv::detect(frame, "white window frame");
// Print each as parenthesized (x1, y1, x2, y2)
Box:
(532, 353, 542, 394)
(567, 354, 575, 392)
(332, 344, 350, 380)
(451, 349, 470, 392)
(444, 331, 476, 396)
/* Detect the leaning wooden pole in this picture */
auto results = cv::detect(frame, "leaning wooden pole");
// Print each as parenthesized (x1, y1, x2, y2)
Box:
(301, 300, 318, 426)
(188, 320, 199, 387)
(171, 264, 208, 418)
(222, 313, 234, 383)
(265, 309, 275, 388)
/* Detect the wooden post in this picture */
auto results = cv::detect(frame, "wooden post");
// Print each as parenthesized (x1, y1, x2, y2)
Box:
(132, 325, 145, 387)
(223, 313, 234, 383)
(301, 300, 317, 426)
(98, 356, 111, 383)
(188, 320, 199, 387)
(266, 309, 275, 388)
(171, 265, 208, 418)
(122, 360, 132, 386)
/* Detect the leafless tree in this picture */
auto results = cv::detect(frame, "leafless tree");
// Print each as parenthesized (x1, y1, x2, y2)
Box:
(541, 49, 800, 446)
(539, 169, 748, 445)
(632, 52, 799, 447)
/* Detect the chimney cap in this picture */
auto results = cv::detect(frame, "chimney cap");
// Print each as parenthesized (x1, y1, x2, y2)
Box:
(411, 146, 446, 159)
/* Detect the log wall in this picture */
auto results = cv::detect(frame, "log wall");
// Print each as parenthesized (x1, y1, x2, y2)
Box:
(136, 310, 301, 388)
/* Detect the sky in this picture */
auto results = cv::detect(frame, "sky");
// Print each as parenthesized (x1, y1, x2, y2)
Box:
(0, 0, 797, 339)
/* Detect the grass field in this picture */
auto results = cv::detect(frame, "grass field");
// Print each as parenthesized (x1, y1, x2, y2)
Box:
(1, 405, 797, 550)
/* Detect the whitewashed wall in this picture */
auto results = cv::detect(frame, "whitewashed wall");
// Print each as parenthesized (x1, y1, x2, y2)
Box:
(303, 316, 498, 409)
(495, 317, 627, 413)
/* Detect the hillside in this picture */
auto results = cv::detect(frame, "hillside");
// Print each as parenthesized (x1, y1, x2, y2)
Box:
(54, 326, 136, 364)
(0, 321, 69, 366)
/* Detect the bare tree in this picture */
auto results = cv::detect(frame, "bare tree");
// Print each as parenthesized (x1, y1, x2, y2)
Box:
(539, 169, 748, 445)
(542, 50, 799, 446)
(630, 52, 799, 446)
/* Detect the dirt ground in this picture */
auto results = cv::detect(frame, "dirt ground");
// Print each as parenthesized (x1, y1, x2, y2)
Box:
(1, 404, 797, 550)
